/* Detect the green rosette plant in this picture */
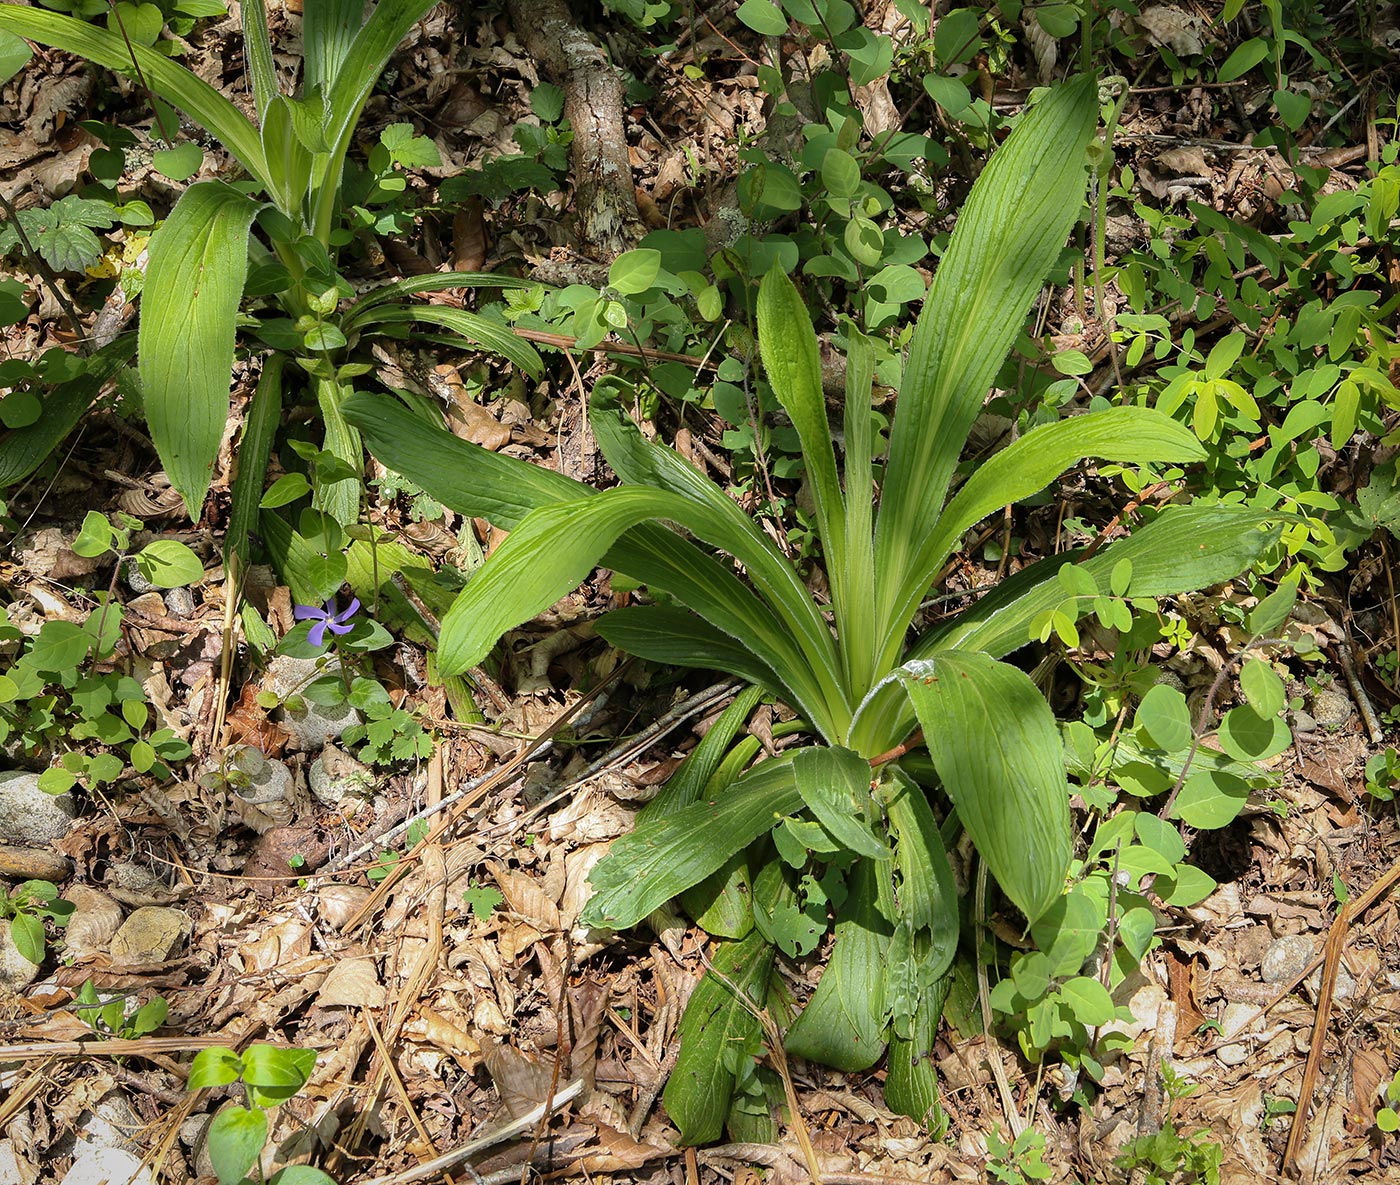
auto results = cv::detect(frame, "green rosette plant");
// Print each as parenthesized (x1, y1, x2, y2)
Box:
(340, 77, 1279, 1136)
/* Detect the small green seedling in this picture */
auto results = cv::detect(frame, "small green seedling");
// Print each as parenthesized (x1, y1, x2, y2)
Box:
(986, 1126, 1053, 1183)
(3, 880, 74, 965)
(74, 980, 168, 1039)
(1364, 748, 1400, 803)
(187, 1043, 333, 1185)
(1379, 1069, 1400, 1134)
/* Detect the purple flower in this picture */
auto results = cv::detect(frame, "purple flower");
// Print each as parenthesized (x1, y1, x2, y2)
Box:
(293, 597, 360, 648)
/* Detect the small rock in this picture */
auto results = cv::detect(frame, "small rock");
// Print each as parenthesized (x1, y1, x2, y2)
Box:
(1288, 709, 1317, 734)
(0, 922, 41, 992)
(0, 771, 76, 846)
(1309, 687, 1353, 729)
(0, 843, 73, 882)
(63, 885, 125, 960)
(60, 1148, 152, 1185)
(76, 1090, 144, 1153)
(230, 747, 293, 806)
(108, 907, 189, 965)
(263, 655, 362, 750)
(163, 586, 196, 618)
(1262, 934, 1315, 985)
(308, 744, 374, 805)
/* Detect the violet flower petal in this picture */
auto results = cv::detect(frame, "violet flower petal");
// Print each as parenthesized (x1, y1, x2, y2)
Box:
(293, 604, 324, 622)
(307, 619, 329, 648)
(334, 597, 361, 624)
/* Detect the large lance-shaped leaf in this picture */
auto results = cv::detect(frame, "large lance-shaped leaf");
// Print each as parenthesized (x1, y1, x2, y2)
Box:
(784, 857, 892, 1071)
(344, 394, 818, 717)
(847, 505, 1281, 756)
(139, 181, 260, 518)
(596, 606, 783, 698)
(0, 6, 268, 186)
(757, 268, 847, 607)
(582, 755, 802, 930)
(434, 486, 841, 735)
(896, 653, 1070, 924)
(589, 395, 845, 727)
(880, 406, 1206, 666)
(663, 928, 774, 1145)
(792, 744, 890, 860)
(874, 77, 1097, 641)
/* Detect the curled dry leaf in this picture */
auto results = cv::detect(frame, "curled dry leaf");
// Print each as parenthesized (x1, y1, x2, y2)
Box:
(317, 956, 385, 1009)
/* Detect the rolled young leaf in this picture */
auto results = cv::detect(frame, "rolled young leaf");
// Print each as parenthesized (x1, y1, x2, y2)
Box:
(897, 653, 1071, 925)
(139, 181, 261, 518)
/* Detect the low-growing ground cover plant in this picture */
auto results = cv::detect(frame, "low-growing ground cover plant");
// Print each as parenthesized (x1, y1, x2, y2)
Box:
(343, 76, 1282, 1136)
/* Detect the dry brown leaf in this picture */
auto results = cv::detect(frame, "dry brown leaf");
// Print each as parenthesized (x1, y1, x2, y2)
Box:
(317, 956, 385, 1009)
(402, 1010, 482, 1069)
(240, 917, 312, 972)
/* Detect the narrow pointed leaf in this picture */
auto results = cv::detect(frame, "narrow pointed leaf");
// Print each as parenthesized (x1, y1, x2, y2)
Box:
(342, 271, 538, 323)
(303, 0, 362, 93)
(354, 303, 542, 377)
(596, 606, 783, 694)
(582, 755, 801, 930)
(240, 0, 277, 119)
(885, 769, 958, 978)
(139, 181, 260, 518)
(884, 407, 1205, 657)
(897, 653, 1070, 924)
(875, 77, 1097, 639)
(758, 267, 846, 587)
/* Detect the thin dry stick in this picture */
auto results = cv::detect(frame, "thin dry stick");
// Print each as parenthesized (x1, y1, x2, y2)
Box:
(974, 861, 1024, 1138)
(696, 947, 822, 1185)
(1282, 855, 1400, 1175)
(362, 1008, 448, 1179)
(355, 1080, 584, 1185)
(1336, 639, 1384, 744)
(0, 1035, 227, 1061)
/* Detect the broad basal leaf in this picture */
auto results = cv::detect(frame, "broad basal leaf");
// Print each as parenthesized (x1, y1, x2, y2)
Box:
(897, 653, 1071, 924)
(139, 181, 260, 518)
(784, 857, 892, 1071)
(792, 744, 890, 860)
(582, 755, 801, 930)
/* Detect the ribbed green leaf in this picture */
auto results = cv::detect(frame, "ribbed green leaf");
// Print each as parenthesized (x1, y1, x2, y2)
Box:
(849, 506, 1282, 757)
(239, 0, 277, 119)
(885, 769, 958, 979)
(342, 271, 538, 322)
(354, 303, 543, 377)
(758, 268, 846, 604)
(792, 744, 890, 860)
(663, 928, 774, 1145)
(840, 329, 879, 694)
(590, 395, 845, 729)
(0, 6, 267, 186)
(344, 394, 815, 711)
(582, 755, 801, 930)
(433, 485, 835, 733)
(784, 858, 891, 1071)
(139, 181, 260, 518)
(226, 354, 284, 570)
(885, 970, 951, 1128)
(874, 77, 1097, 643)
(304, 0, 362, 94)
(881, 406, 1205, 664)
(596, 606, 783, 694)
(897, 653, 1071, 925)
(312, 0, 438, 241)
(313, 377, 362, 527)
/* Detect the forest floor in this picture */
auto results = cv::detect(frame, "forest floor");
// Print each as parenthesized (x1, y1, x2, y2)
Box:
(1, 4, 1399, 1185)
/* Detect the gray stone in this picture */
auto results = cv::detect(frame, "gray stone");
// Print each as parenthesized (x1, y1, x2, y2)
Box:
(231, 747, 293, 807)
(109, 906, 189, 965)
(60, 1148, 151, 1185)
(308, 744, 374, 805)
(1309, 687, 1353, 729)
(263, 655, 361, 750)
(1216, 1001, 1257, 1067)
(0, 771, 76, 845)
(0, 922, 41, 993)
(1262, 934, 1315, 984)
(1288, 709, 1317, 734)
